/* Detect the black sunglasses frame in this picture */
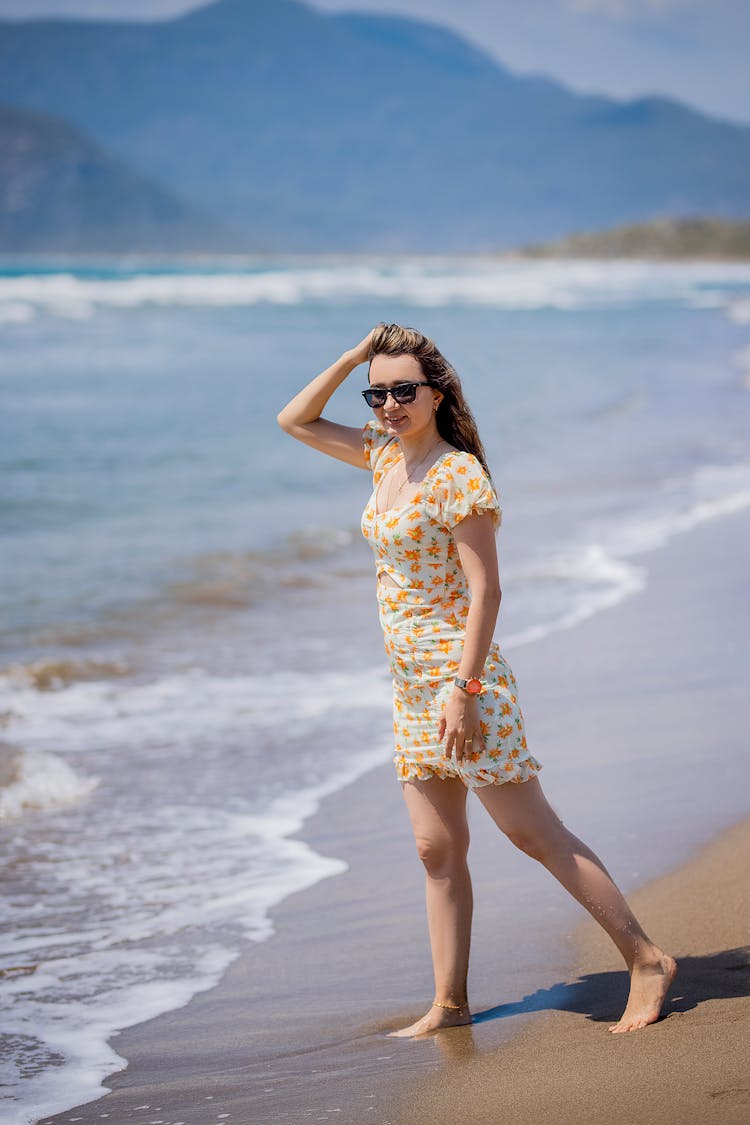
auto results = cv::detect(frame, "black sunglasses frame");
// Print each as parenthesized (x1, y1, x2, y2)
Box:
(361, 381, 430, 408)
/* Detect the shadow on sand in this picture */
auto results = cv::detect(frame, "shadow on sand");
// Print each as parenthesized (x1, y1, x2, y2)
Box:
(471, 945, 750, 1028)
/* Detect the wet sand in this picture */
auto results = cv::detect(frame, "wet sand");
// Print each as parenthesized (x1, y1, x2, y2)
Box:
(39, 505, 749, 1125)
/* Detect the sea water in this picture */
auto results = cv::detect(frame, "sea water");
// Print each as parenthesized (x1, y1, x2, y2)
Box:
(1, 256, 750, 1123)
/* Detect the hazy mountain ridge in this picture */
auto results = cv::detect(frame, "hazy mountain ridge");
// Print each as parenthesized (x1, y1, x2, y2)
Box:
(0, 0, 748, 252)
(0, 104, 238, 252)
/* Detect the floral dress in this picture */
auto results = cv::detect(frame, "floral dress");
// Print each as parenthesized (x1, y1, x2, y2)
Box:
(361, 420, 542, 788)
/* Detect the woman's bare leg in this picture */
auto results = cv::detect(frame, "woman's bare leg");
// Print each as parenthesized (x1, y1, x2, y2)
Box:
(389, 775, 474, 1036)
(476, 777, 677, 1032)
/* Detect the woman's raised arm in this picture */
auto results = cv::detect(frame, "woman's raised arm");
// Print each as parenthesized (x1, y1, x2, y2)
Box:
(276, 329, 377, 468)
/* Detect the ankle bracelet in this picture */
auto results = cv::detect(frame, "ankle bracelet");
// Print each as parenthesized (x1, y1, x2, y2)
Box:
(432, 999, 465, 1011)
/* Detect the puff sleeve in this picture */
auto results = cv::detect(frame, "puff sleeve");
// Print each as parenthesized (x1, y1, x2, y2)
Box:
(429, 451, 502, 530)
(362, 420, 395, 474)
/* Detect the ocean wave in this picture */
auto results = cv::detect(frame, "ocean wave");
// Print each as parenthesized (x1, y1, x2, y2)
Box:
(727, 296, 750, 324)
(2, 259, 750, 320)
(608, 461, 750, 556)
(0, 745, 98, 821)
(0, 657, 133, 692)
(503, 544, 646, 648)
(503, 459, 750, 649)
(0, 300, 36, 324)
(0, 944, 239, 1125)
(0, 658, 392, 1122)
(12, 458, 748, 671)
(0, 664, 392, 769)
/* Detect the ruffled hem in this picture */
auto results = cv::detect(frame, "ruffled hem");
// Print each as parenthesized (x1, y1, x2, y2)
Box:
(395, 754, 542, 788)
(449, 499, 502, 530)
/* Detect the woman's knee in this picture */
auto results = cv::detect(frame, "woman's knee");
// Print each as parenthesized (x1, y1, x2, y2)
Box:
(414, 829, 469, 877)
(504, 826, 546, 860)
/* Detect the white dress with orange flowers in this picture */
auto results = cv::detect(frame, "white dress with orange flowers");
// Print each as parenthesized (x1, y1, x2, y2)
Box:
(361, 420, 542, 787)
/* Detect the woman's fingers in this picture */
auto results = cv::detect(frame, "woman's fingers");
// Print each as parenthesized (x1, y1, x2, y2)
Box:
(350, 325, 382, 365)
(471, 729, 486, 756)
(445, 728, 466, 761)
(444, 726, 485, 761)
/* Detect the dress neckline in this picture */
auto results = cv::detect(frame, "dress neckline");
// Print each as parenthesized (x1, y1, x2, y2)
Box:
(374, 448, 455, 518)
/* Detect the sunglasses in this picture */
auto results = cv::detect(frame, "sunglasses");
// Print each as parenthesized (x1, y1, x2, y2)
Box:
(361, 381, 430, 408)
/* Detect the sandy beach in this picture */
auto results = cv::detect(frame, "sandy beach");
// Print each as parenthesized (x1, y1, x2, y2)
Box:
(37, 503, 749, 1125)
(400, 816, 750, 1124)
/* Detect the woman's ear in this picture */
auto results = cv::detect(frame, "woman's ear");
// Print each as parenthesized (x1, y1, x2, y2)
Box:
(433, 392, 443, 410)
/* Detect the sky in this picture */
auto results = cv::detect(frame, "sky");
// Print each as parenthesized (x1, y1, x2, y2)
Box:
(0, 0, 747, 125)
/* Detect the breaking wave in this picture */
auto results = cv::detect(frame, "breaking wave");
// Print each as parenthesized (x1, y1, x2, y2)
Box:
(2, 258, 750, 321)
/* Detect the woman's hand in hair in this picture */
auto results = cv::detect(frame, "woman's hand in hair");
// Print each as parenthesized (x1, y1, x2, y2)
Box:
(277, 330, 383, 469)
(346, 325, 382, 368)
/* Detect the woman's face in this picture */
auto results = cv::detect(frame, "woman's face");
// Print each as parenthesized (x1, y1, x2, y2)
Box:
(368, 354, 442, 440)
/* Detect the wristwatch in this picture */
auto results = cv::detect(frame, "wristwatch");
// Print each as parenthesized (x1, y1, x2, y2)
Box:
(455, 676, 483, 696)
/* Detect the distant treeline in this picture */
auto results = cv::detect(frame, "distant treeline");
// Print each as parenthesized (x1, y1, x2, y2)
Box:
(522, 217, 750, 260)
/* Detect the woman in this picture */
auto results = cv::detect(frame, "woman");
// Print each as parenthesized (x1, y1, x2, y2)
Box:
(277, 323, 676, 1037)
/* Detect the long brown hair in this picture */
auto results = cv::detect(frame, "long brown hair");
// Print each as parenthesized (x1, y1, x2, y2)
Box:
(368, 323, 492, 478)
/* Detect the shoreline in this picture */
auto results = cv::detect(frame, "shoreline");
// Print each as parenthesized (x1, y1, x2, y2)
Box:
(36, 502, 750, 1125)
(2, 246, 750, 267)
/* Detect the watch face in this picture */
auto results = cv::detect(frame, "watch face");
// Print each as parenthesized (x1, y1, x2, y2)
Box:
(466, 678, 482, 695)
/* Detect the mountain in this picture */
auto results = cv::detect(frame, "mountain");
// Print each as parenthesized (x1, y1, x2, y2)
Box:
(0, 104, 237, 252)
(0, 0, 748, 252)
(522, 217, 750, 260)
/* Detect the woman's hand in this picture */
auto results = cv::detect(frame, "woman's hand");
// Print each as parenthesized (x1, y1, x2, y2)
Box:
(277, 326, 385, 468)
(439, 689, 486, 762)
(345, 325, 381, 368)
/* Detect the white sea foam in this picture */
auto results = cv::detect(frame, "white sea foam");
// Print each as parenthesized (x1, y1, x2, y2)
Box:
(0, 662, 392, 1124)
(504, 460, 750, 649)
(503, 544, 647, 648)
(2, 259, 750, 321)
(727, 296, 750, 324)
(0, 747, 98, 822)
(0, 665, 392, 758)
(0, 300, 36, 324)
(1, 945, 237, 1125)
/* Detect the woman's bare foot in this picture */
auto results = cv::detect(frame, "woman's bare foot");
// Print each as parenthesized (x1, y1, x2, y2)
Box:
(609, 952, 678, 1033)
(388, 1002, 472, 1038)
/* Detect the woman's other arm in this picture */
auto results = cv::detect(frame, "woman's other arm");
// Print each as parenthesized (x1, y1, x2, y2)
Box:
(276, 329, 376, 468)
(453, 513, 503, 681)
(439, 513, 503, 760)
